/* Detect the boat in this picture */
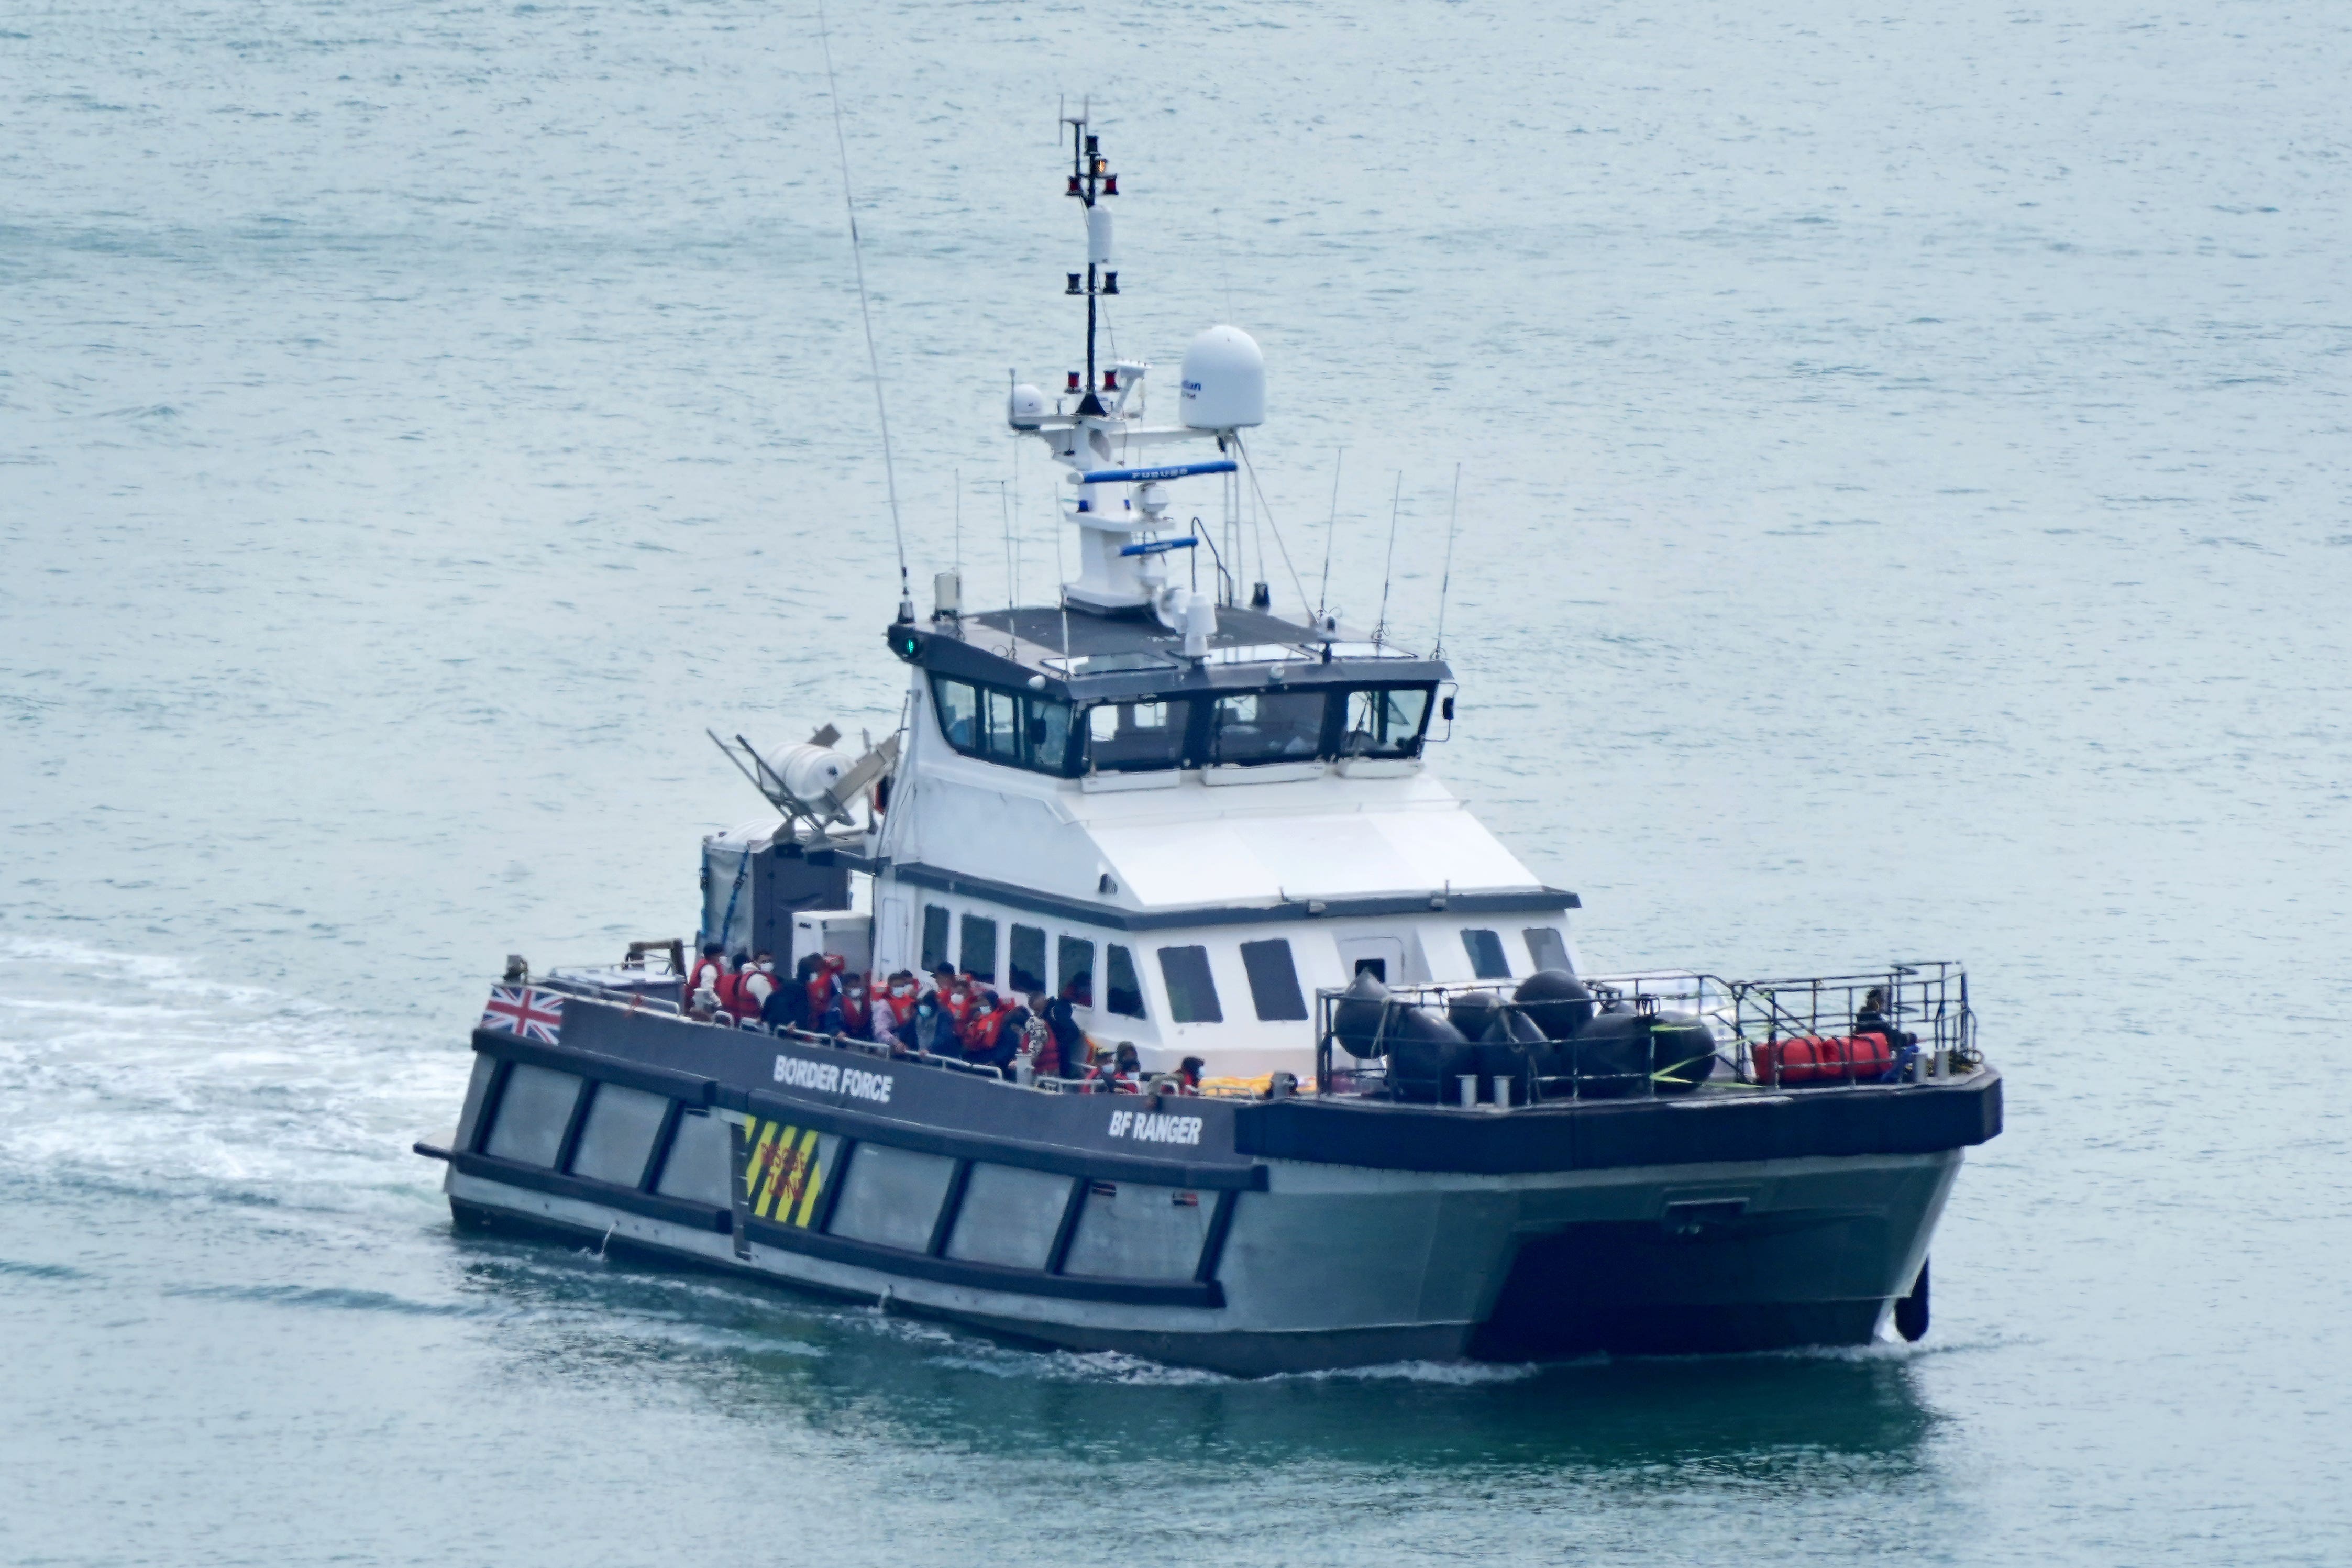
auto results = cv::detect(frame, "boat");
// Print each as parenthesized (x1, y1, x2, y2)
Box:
(413, 112, 2001, 1375)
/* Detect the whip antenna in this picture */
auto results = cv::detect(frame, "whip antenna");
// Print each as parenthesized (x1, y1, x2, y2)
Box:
(1374, 470, 1402, 648)
(815, 0, 911, 622)
(1433, 462, 1461, 659)
(1316, 446, 1343, 626)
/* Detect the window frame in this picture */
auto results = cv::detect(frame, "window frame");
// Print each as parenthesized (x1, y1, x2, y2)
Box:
(930, 675, 1083, 778)
(1105, 943, 1147, 1019)
(1156, 945, 1224, 1024)
(1238, 938, 1310, 1022)
(919, 905, 952, 973)
(1056, 935, 1095, 1006)
(1462, 928, 1512, 980)
(1523, 925, 1573, 975)
(959, 913, 999, 982)
(1009, 924, 1047, 996)
(1339, 684, 1436, 759)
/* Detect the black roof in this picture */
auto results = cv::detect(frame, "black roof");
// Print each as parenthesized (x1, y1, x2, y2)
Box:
(886, 603, 1451, 702)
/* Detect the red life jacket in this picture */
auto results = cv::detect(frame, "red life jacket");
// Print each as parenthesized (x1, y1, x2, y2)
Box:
(738, 968, 778, 1018)
(686, 957, 724, 1004)
(838, 980, 872, 1034)
(1022, 1015, 1059, 1077)
(940, 981, 977, 1030)
(714, 967, 746, 1018)
(804, 953, 846, 1017)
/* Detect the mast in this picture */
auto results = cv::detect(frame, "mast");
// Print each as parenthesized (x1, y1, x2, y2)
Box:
(1061, 103, 1118, 416)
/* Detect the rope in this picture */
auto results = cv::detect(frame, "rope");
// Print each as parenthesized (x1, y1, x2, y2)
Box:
(1231, 434, 1312, 617)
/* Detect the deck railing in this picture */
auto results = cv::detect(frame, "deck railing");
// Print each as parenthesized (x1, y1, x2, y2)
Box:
(1313, 962, 1978, 1103)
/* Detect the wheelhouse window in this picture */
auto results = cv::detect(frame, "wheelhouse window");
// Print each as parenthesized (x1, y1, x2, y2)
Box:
(960, 914, 998, 982)
(1523, 926, 1572, 974)
(920, 905, 951, 972)
(1009, 924, 1047, 995)
(1341, 686, 1433, 758)
(931, 675, 1079, 777)
(1157, 946, 1224, 1023)
(1462, 929, 1511, 980)
(1083, 699, 1192, 773)
(1207, 689, 1327, 766)
(1105, 944, 1146, 1019)
(1239, 938, 1309, 1021)
(1057, 936, 1095, 1006)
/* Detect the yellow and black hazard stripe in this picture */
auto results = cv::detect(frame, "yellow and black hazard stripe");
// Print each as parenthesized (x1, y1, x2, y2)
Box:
(741, 1119, 826, 1229)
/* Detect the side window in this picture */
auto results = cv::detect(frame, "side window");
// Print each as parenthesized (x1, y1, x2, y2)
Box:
(1057, 936, 1095, 1006)
(933, 678, 979, 751)
(1083, 699, 1192, 772)
(1156, 946, 1223, 1024)
(1105, 944, 1146, 1019)
(931, 676, 1076, 777)
(1024, 695, 1072, 773)
(981, 687, 1021, 763)
(1207, 689, 1328, 765)
(1462, 929, 1511, 980)
(1009, 924, 1047, 995)
(1239, 938, 1308, 1021)
(1342, 687, 1433, 757)
(920, 905, 952, 972)
(960, 914, 998, 982)
(1523, 926, 1572, 974)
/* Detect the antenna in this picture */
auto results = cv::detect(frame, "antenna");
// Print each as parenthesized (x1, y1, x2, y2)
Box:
(999, 479, 1016, 614)
(953, 468, 962, 576)
(1374, 470, 1403, 647)
(1317, 447, 1343, 625)
(814, 0, 910, 623)
(1232, 434, 1312, 614)
(1433, 463, 1462, 659)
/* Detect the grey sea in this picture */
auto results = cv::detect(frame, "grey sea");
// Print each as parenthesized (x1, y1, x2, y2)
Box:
(5, 0, 2348, 1562)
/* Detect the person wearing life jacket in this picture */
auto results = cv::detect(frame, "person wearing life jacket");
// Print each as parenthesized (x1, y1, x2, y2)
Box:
(737, 952, 779, 1030)
(684, 942, 726, 1012)
(931, 963, 979, 1035)
(1169, 1055, 1205, 1096)
(962, 989, 1028, 1078)
(1045, 980, 1091, 1078)
(1018, 991, 1059, 1078)
(871, 971, 920, 1041)
(892, 992, 955, 1056)
(709, 952, 755, 1022)
(802, 952, 847, 1023)
(823, 971, 874, 1039)
(1086, 1042, 1141, 1094)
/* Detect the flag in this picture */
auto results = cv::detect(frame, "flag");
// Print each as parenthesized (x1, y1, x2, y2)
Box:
(481, 985, 564, 1044)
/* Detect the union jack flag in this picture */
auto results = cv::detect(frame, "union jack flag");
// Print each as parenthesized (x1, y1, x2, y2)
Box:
(481, 985, 564, 1044)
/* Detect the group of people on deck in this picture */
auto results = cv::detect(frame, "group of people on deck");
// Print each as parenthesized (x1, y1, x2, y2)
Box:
(683, 943, 1203, 1094)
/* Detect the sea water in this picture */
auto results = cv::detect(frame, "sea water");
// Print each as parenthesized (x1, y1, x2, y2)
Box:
(3, 1, 2348, 1561)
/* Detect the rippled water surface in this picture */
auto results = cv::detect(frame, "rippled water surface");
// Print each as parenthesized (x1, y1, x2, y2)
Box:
(5, 1, 2349, 1562)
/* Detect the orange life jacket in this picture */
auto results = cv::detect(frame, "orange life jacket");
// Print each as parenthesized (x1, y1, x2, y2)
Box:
(964, 1001, 1014, 1055)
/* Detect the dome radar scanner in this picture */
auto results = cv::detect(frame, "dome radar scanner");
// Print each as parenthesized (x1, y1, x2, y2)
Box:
(1180, 325, 1266, 432)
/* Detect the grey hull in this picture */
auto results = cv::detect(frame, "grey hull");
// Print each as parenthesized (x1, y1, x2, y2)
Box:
(426, 997, 1987, 1374)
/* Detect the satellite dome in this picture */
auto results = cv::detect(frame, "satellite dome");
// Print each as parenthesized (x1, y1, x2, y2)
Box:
(1179, 325, 1265, 431)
